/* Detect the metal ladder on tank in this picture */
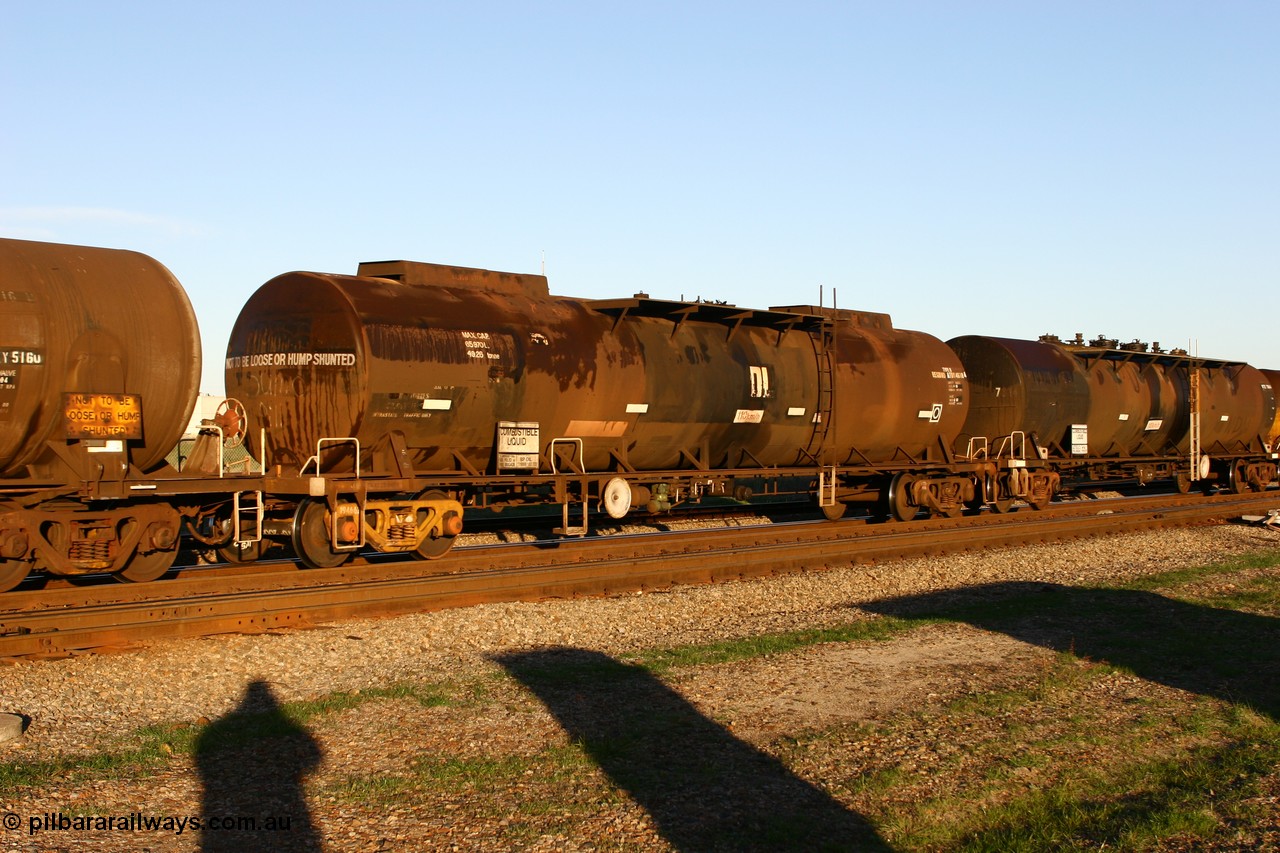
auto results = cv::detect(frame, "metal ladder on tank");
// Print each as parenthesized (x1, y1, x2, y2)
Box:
(1189, 360, 1202, 482)
(810, 320, 838, 508)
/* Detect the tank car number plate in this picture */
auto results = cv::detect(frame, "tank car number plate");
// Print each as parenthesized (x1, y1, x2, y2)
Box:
(63, 393, 143, 439)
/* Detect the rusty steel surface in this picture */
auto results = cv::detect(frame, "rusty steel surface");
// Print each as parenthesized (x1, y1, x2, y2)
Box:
(1079, 358, 1153, 455)
(1059, 343, 1278, 456)
(1262, 369, 1280, 449)
(949, 335, 1091, 451)
(3, 491, 1277, 659)
(1194, 363, 1277, 453)
(0, 238, 200, 478)
(775, 306, 969, 465)
(225, 265, 969, 478)
(951, 334, 1277, 458)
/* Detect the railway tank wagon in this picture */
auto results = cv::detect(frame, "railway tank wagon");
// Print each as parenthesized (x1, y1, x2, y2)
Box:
(5, 236, 1279, 592)
(224, 259, 973, 565)
(950, 333, 1278, 501)
(1261, 369, 1280, 453)
(774, 304, 975, 520)
(0, 238, 202, 589)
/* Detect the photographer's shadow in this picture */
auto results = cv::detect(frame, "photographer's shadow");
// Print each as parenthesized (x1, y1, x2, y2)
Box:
(495, 647, 890, 852)
(195, 680, 323, 852)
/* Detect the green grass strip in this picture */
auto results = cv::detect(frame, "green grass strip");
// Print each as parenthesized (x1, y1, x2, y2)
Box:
(1118, 548, 1280, 593)
(946, 732, 1280, 851)
(628, 615, 940, 674)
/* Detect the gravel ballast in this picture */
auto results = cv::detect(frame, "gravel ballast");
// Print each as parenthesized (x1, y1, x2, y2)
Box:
(2, 523, 1271, 756)
(0, 522, 1276, 852)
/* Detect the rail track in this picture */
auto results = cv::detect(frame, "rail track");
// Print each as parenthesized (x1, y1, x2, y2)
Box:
(2, 491, 1278, 659)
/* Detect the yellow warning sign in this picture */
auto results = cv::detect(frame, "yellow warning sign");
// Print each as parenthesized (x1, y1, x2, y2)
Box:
(63, 393, 143, 439)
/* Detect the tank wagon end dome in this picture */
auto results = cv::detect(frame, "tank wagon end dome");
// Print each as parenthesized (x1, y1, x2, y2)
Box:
(0, 237, 201, 477)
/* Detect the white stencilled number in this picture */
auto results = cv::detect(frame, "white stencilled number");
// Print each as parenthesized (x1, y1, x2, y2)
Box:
(749, 365, 771, 399)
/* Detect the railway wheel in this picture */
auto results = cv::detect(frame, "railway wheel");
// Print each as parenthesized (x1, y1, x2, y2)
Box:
(218, 539, 265, 563)
(0, 559, 29, 592)
(988, 477, 1015, 513)
(1240, 461, 1264, 493)
(1174, 473, 1192, 494)
(415, 533, 454, 560)
(292, 499, 351, 569)
(1229, 461, 1250, 495)
(114, 547, 177, 583)
(414, 490, 459, 561)
(964, 478, 986, 515)
(887, 473, 920, 523)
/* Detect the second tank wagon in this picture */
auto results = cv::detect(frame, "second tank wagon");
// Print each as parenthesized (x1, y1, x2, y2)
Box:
(224, 259, 976, 560)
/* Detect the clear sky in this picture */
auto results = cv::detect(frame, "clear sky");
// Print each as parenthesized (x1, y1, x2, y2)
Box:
(3, 1, 1277, 393)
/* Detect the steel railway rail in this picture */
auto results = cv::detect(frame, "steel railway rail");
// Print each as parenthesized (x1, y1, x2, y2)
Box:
(2, 491, 1275, 660)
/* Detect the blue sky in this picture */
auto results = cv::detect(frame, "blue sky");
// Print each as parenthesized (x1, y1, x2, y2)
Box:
(3, 2, 1277, 393)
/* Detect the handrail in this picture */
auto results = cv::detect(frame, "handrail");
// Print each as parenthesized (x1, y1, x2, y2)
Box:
(549, 438, 585, 475)
(301, 437, 362, 477)
(993, 431, 1026, 461)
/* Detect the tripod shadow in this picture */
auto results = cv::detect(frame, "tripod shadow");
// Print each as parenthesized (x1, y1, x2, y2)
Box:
(195, 680, 324, 852)
(861, 582, 1280, 720)
(495, 647, 890, 852)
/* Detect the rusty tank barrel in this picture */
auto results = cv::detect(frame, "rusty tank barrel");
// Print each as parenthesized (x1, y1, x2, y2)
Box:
(0, 238, 201, 478)
(1193, 362, 1275, 454)
(1261, 369, 1280, 450)
(773, 306, 969, 464)
(951, 334, 1275, 458)
(948, 336, 1090, 454)
(225, 260, 968, 476)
